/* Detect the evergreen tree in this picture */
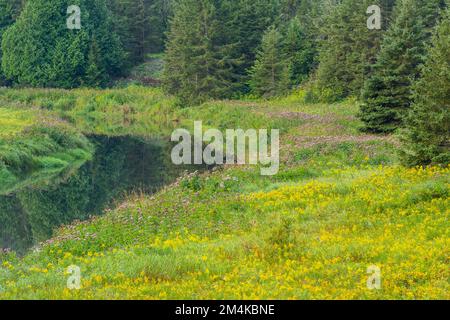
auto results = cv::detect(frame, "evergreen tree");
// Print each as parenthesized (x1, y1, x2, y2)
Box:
(107, 0, 172, 68)
(281, 15, 316, 85)
(316, 0, 397, 101)
(106, 0, 136, 68)
(360, 0, 446, 133)
(279, 0, 302, 20)
(163, 0, 241, 105)
(226, 0, 279, 70)
(147, 0, 173, 53)
(277, 0, 325, 86)
(222, 0, 280, 92)
(280, 0, 323, 36)
(0, 0, 22, 85)
(1, 0, 124, 88)
(249, 26, 291, 98)
(84, 37, 107, 87)
(400, 9, 450, 166)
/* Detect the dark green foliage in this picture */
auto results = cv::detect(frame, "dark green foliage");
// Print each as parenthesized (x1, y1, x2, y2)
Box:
(316, 0, 397, 101)
(84, 37, 107, 87)
(1, 0, 124, 88)
(400, 10, 450, 166)
(281, 16, 317, 85)
(249, 26, 291, 97)
(107, 0, 173, 68)
(360, 0, 446, 133)
(223, 0, 281, 91)
(278, 0, 323, 85)
(0, 0, 22, 85)
(163, 0, 242, 105)
(279, 0, 303, 20)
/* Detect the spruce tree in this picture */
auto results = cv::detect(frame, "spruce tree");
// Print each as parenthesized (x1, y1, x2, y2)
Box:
(316, 0, 397, 101)
(225, 0, 280, 71)
(163, 0, 241, 105)
(400, 9, 450, 166)
(107, 0, 172, 68)
(277, 0, 325, 86)
(147, 0, 173, 53)
(360, 0, 446, 133)
(222, 0, 280, 93)
(84, 37, 107, 87)
(106, 0, 139, 68)
(0, 0, 22, 85)
(1, 0, 124, 88)
(249, 26, 291, 98)
(282, 16, 317, 85)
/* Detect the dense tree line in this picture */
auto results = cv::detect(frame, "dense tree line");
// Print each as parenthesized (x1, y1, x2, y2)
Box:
(107, 0, 173, 68)
(360, 0, 446, 133)
(163, 0, 322, 101)
(400, 7, 450, 166)
(316, 0, 397, 101)
(0, 0, 23, 86)
(0, 0, 172, 87)
(2, 0, 124, 87)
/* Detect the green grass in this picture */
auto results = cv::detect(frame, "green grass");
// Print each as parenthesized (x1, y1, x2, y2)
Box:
(112, 54, 165, 88)
(0, 108, 36, 137)
(0, 107, 93, 195)
(0, 87, 448, 300)
(0, 86, 179, 137)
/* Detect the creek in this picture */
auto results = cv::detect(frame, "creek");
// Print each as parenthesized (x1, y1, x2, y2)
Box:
(0, 135, 180, 254)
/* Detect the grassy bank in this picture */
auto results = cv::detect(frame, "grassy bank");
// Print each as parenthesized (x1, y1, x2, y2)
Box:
(0, 108, 92, 195)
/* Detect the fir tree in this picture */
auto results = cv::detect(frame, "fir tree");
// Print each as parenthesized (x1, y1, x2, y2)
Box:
(249, 26, 291, 98)
(0, 0, 22, 85)
(222, 0, 280, 92)
(359, 0, 446, 133)
(84, 37, 107, 87)
(147, 0, 173, 53)
(1, 0, 124, 88)
(282, 16, 317, 85)
(278, 0, 326, 93)
(400, 9, 450, 166)
(225, 0, 280, 70)
(163, 0, 241, 105)
(316, 0, 396, 101)
(106, 0, 137, 68)
(107, 0, 172, 69)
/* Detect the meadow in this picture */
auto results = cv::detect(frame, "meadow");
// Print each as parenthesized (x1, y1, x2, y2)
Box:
(0, 87, 448, 299)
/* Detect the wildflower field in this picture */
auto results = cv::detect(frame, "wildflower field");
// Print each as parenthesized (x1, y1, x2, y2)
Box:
(0, 87, 448, 300)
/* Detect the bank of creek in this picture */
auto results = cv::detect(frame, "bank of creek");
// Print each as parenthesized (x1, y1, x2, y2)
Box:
(0, 135, 186, 254)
